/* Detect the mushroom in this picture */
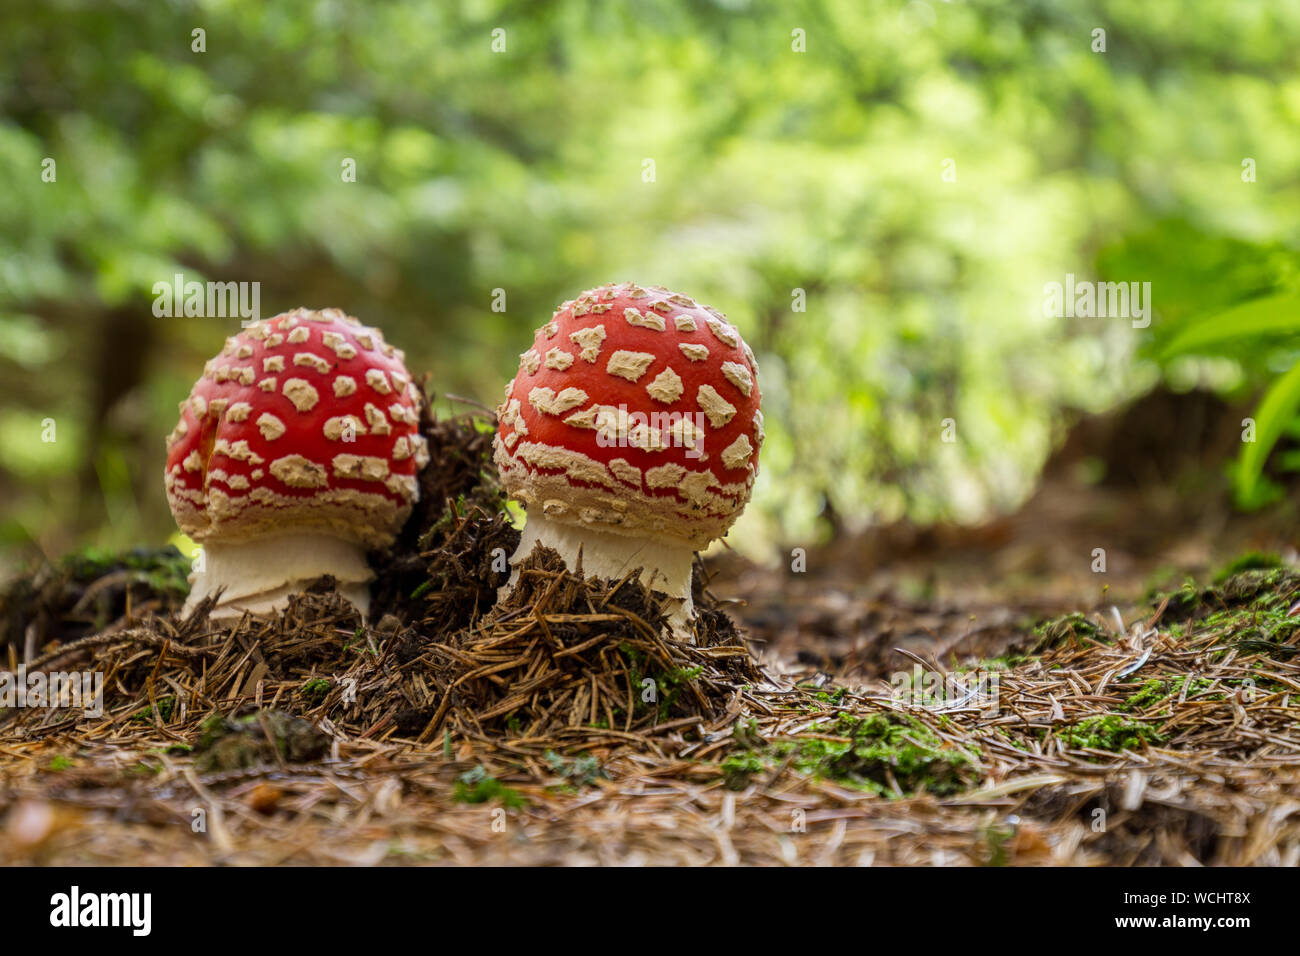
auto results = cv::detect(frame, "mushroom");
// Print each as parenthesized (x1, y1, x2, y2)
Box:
(494, 282, 763, 639)
(164, 307, 428, 619)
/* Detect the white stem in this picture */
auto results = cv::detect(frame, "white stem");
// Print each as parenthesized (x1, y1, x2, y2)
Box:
(183, 532, 373, 620)
(504, 512, 697, 641)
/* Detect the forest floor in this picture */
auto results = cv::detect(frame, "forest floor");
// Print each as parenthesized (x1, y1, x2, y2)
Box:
(2, 391, 1299, 866)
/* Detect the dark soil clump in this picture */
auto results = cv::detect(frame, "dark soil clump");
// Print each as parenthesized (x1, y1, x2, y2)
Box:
(0, 547, 189, 660)
(194, 709, 330, 772)
(367, 399, 512, 624)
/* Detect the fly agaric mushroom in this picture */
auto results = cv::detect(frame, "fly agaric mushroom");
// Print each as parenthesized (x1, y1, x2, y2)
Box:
(494, 282, 763, 638)
(165, 307, 428, 618)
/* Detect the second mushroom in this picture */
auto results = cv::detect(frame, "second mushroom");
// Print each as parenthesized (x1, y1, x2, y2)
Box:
(495, 282, 763, 639)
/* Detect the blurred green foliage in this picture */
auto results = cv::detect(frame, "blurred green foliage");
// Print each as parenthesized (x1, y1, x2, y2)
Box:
(3, 0, 1300, 567)
(1127, 221, 1300, 507)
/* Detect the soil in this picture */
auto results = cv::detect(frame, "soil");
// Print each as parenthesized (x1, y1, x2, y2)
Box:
(2, 388, 1299, 866)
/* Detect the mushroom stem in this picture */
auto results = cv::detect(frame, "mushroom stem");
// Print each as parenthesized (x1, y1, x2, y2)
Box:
(183, 531, 374, 620)
(504, 511, 697, 641)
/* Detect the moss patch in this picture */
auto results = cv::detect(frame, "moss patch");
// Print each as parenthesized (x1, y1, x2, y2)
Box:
(1213, 551, 1285, 584)
(453, 765, 527, 807)
(1, 545, 192, 651)
(723, 708, 980, 798)
(544, 750, 606, 789)
(1120, 676, 1222, 713)
(1056, 714, 1165, 752)
(1030, 612, 1111, 653)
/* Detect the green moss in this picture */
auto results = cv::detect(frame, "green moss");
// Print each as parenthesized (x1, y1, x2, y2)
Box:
(1121, 676, 1217, 712)
(60, 545, 191, 596)
(130, 695, 175, 722)
(1229, 615, 1300, 657)
(1158, 567, 1295, 628)
(1159, 578, 1208, 620)
(453, 765, 527, 807)
(805, 712, 979, 796)
(655, 664, 703, 719)
(1191, 584, 1300, 658)
(1218, 568, 1298, 609)
(721, 751, 770, 790)
(1057, 714, 1164, 752)
(1123, 678, 1173, 711)
(972, 655, 1025, 671)
(1031, 612, 1110, 653)
(616, 645, 704, 721)
(981, 823, 1014, 867)
(148, 743, 191, 755)
(1146, 565, 1300, 663)
(544, 750, 606, 788)
(47, 754, 73, 771)
(723, 709, 979, 798)
(300, 678, 332, 702)
(58, 547, 118, 579)
(813, 687, 849, 705)
(1214, 551, 1285, 584)
(342, 627, 376, 656)
(993, 727, 1031, 751)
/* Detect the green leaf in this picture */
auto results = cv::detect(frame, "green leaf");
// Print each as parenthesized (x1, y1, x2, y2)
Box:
(1159, 293, 1300, 360)
(1235, 357, 1300, 507)
(1274, 449, 1300, 473)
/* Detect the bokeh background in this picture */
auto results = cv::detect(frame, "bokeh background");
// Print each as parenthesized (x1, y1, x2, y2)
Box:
(4, 0, 1300, 573)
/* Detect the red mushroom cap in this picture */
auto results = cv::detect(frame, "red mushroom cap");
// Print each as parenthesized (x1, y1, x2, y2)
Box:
(165, 307, 428, 547)
(495, 282, 763, 549)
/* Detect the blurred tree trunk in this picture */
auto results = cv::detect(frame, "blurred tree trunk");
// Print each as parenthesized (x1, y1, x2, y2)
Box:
(76, 305, 152, 535)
